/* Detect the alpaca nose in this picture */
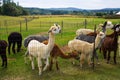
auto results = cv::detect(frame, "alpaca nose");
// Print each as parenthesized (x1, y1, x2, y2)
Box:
(59, 30, 61, 33)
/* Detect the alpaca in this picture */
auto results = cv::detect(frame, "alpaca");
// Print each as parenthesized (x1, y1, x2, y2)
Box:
(24, 35, 49, 47)
(42, 40, 79, 70)
(68, 32, 105, 67)
(8, 32, 22, 54)
(76, 21, 113, 36)
(100, 24, 120, 64)
(75, 21, 113, 64)
(27, 24, 61, 75)
(0, 40, 7, 68)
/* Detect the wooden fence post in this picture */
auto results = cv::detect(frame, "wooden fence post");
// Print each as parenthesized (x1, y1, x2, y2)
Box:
(61, 21, 63, 38)
(92, 25, 96, 70)
(4, 20, 8, 35)
(84, 19, 87, 28)
(25, 18, 28, 31)
(20, 21, 22, 32)
(40, 21, 41, 27)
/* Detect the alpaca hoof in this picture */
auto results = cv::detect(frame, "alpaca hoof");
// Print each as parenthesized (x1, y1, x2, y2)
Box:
(32, 68, 35, 70)
(43, 68, 47, 71)
(72, 62, 75, 65)
(39, 72, 42, 76)
(97, 62, 100, 65)
(107, 61, 109, 64)
(114, 62, 117, 64)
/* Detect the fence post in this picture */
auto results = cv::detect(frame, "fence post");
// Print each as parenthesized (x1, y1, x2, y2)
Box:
(4, 20, 8, 35)
(84, 19, 87, 28)
(40, 21, 41, 27)
(61, 21, 63, 38)
(20, 21, 22, 32)
(25, 18, 28, 31)
(92, 25, 96, 70)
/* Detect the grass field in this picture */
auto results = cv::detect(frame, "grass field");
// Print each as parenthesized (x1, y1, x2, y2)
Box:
(0, 15, 120, 80)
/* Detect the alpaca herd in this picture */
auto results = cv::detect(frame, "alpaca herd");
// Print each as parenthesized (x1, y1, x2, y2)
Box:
(0, 21, 120, 76)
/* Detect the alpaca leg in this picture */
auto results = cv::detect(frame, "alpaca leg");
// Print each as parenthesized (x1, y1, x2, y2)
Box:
(80, 53, 85, 68)
(1, 54, 7, 68)
(49, 57, 53, 71)
(4, 55, 7, 68)
(1, 55, 4, 67)
(12, 42, 16, 54)
(55, 58, 59, 70)
(8, 42, 12, 54)
(43, 58, 49, 71)
(38, 57, 42, 75)
(17, 41, 22, 52)
(107, 51, 111, 64)
(103, 50, 107, 59)
(87, 55, 92, 67)
(113, 51, 117, 64)
(29, 56, 35, 70)
(24, 50, 29, 64)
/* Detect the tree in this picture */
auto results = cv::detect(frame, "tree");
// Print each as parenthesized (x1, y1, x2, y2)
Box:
(1, 1, 29, 16)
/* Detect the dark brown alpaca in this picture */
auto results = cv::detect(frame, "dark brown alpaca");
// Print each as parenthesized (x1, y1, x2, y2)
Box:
(0, 40, 8, 68)
(43, 40, 79, 70)
(100, 24, 120, 64)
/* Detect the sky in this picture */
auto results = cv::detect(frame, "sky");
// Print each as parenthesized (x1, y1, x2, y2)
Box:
(13, 0, 120, 9)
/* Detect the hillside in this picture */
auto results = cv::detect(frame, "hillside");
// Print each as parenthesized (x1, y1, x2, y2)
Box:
(24, 7, 120, 15)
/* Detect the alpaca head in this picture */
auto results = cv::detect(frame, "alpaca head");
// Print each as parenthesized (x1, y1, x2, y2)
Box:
(48, 24, 61, 34)
(68, 51, 79, 60)
(112, 24, 120, 35)
(96, 23, 103, 32)
(103, 21, 113, 29)
(97, 32, 106, 39)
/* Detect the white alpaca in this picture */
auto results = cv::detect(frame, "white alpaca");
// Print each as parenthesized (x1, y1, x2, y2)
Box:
(76, 21, 113, 36)
(27, 24, 61, 75)
(68, 32, 105, 67)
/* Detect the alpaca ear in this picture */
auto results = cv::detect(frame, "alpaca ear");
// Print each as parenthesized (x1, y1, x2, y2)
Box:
(96, 31, 100, 34)
(54, 23, 58, 26)
(48, 30, 51, 33)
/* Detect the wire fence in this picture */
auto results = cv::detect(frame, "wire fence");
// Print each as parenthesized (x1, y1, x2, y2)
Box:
(0, 18, 105, 40)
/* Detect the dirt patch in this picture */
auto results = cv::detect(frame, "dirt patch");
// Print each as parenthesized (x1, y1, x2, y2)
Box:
(8, 58, 16, 61)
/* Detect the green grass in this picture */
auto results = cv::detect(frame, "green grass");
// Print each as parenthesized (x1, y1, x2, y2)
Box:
(0, 15, 120, 80)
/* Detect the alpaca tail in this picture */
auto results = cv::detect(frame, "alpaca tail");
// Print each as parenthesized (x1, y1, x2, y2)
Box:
(24, 50, 29, 64)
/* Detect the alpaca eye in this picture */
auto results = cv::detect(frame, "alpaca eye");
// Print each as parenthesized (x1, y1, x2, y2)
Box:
(54, 29, 56, 31)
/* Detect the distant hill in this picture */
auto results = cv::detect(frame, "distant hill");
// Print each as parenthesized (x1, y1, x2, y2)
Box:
(24, 7, 120, 15)
(47, 7, 83, 11)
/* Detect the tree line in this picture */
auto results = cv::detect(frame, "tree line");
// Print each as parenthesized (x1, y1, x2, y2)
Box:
(0, 0, 29, 16)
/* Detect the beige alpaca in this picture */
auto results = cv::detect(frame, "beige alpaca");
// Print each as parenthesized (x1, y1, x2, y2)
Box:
(68, 32, 105, 67)
(76, 21, 113, 36)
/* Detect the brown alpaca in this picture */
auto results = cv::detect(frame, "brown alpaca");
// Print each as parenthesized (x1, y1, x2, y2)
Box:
(43, 40, 79, 70)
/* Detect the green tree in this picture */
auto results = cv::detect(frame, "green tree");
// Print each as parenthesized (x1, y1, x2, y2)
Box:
(1, 1, 29, 16)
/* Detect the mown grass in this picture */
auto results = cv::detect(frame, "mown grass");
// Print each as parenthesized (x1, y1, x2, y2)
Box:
(0, 15, 120, 80)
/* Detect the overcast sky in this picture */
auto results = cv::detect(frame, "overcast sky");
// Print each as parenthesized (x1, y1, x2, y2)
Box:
(14, 0, 120, 9)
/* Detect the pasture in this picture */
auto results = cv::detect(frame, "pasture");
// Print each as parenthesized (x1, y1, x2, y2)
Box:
(0, 15, 120, 80)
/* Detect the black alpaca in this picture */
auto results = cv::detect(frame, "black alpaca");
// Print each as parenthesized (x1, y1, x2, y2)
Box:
(8, 32, 22, 54)
(0, 40, 7, 68)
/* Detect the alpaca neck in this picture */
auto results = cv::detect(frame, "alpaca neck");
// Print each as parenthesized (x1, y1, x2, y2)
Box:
(60, 51, 72, 59)
(113, 31, 119, 46)
(56, 46, 72, 59)
(94, 35, 102, 49)
(47, 32, 55, 52)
